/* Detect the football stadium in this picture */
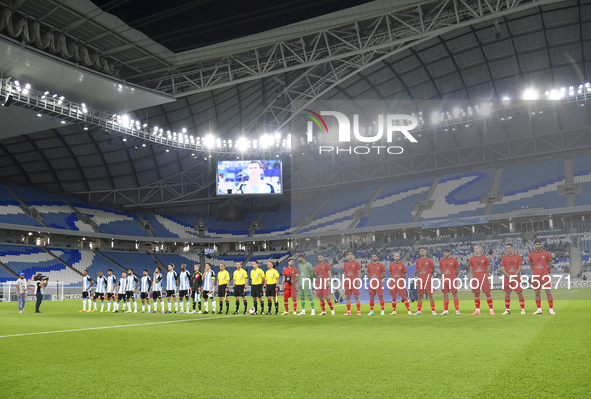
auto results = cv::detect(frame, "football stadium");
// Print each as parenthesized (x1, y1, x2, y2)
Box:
(1, 0, 591, 397)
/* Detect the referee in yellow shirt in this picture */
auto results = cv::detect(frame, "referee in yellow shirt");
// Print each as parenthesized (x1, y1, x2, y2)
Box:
(216, 263, 231, 314)
(264, 261, 280, 315)
(250, 261, 266, 315)
(233, 262, 248, 315)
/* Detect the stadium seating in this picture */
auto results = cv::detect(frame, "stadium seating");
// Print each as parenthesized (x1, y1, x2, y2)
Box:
(491, 159, 566, 214)
(573, 154, 591, 206)
(101, 251, 159, 276)
(255, 206, 291, 235)
(0, 244, 76, 283)
(69, 202, 150, 237)
(420, 169, 495, 220)
(0, 184, 44, 227)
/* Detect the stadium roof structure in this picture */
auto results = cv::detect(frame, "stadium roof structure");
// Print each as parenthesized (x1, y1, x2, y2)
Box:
(0, 0, 590, 210)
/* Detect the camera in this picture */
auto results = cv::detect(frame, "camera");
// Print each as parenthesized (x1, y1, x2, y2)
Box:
(34, 274, 49, 282)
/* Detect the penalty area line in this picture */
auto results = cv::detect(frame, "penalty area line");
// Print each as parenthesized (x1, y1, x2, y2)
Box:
(0, 314, 242, 338)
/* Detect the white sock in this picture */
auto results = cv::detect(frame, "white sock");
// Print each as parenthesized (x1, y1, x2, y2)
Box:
(148, 304, 151, 312)
(100, 302, 104, 311)
(161, 300, 164, 311)
(205, 301, 208, 313)
(134, 301, 137, 311)
(82, 299, 86, 310)
(107, 302, 111, 311)
(168, 301, 172, 311)
(142, 304, 145, 312)
(175, 301, 178, 312)
(212, 300, 216, 313)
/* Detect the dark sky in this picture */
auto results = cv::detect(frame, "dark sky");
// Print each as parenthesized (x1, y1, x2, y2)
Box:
(92, 0, 375, 52)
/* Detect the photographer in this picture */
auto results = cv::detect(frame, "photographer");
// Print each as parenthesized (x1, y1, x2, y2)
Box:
(34, 273, 48, 313)
(16, 273, 27, 313)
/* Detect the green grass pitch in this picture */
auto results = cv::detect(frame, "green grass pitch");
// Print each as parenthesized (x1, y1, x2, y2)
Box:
(1, 289, 589, 399)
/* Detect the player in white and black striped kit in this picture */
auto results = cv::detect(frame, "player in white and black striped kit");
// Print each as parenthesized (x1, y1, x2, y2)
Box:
(92, 271, 107, 312)
(178, 264, 192, 314)
(166, 264, 179, 313)
(201, 263, 216, 314)
(152, 267, 165, 313)
(80, 270, 94, 312)
(126, 269, 139, 313)
(140, 270, 152, 313)
(105, 269, 117, 312)
(114, 271, 127, 313)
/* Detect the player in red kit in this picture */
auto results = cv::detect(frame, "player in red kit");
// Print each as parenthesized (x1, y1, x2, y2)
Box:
(367, 253, 386, 316)
(343, 251, 362, 316)
(314, 254, 335, 316)
(280, 258, 298, 315)
(413, 248, 437, 316)
(439, 248, 460, 315)
(529, 239, 555, 315)
(468, 244, 494, 315)
(501, 243, 525, 315)
(388, 252, 411, 315)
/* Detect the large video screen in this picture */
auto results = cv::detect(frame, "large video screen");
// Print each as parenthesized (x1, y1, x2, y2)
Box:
(217, 160, 282, 195)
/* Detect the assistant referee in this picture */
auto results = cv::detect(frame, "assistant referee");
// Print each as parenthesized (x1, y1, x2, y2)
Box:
(216, 263, 230, 314)
(233, 262, 248, 315)
(264, 261, 280, 315)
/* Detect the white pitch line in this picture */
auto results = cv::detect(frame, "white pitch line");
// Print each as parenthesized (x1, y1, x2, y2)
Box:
(0, 314, 241, 338)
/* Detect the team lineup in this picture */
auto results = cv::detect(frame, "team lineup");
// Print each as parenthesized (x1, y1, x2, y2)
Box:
(78, 239, 557, 316)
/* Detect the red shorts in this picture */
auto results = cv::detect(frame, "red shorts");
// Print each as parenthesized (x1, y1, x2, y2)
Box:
(442, 278, 458, 294)
(531, 274, 551, 290)
(416, 278, 432, 295)
(503, 276, 523, 293)
(471, 275, 491, 294)
(316, 288, 330, 298)
(344, 286, 360, 297)
(369, 286, 383, 298)
(284, 286, 297, 300)
(389, 287, 407, 298)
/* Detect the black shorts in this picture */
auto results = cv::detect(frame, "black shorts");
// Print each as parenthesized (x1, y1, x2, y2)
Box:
(166, 290, 176, 298)
(82, 291, 89, 299)
(179, 290, 190, 299)
(265, 284, 277, 297)
(202, 290, 212, 299)
(251, 284, 263, 298)
(95, 292, 105, 300)
(153, 291, 161, 300)
(218, 284, 228, 297)
(107, 293, 114, 299)
(234, 285, 245, 297)
(117, 292, 126, 300)
(141, 292, 149, 300)
(126, 291, 134, 299)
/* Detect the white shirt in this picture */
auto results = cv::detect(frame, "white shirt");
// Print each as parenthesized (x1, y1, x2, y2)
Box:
(140, 276, 152, 293)
(82, 275, 93, 292)
(179, 270, 191, 291)
(166, 271, 178, 291)
(17, 278, 27, 294)
(117, 277, 127, 294)
(153, 273, 163, 292)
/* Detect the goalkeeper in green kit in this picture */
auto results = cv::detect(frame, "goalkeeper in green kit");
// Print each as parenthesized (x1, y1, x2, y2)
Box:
(296, 253, 315, 315)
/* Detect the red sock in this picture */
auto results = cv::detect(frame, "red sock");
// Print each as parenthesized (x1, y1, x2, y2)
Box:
(518, 295, 525, 310)
(547, 293, 553, 309)
(485, 293, 493, 309)
(535, 297, 541, 309)
(369, 299, 374, 311)
(505, 297, 510, 310)
(453, 298, 459, 311)
(404, 299, 410, 311)
(284, 298, 289, 312)
(346, 302, 351, 312)
(430, 300, 435, 312)
(392, 301, 397, 311)
(356, 302, 361, 312)
(327, 299, 333, 310)
(293, 300, 297, 312)
(380, 299, 385, 311)
(320, 299, 326, 312)
(417, 299, 422, 312)
(444, 298, 449, 311)
(475, 299, 481, 309)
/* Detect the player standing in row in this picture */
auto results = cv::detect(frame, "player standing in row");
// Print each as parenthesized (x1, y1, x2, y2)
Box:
(250, 261, 266, 315)
(166, 264, 179, 313)
(264, 261, 280, 315)
(414, 248, 437, 316)
(139, 270, 152, 313)
(388, 252, 411, 315)
(529, 239, 556, 315)
(114, 271, 127, 313)
(281, 258, 298, 315)
(233, 262, 248, 315)
(501, 243, 525, 315)
(105, 269, 117, 312)
(343, 251, 362, 316)
(92, 271, 107, 312)
(367, 253, 386, 316)
(80, 270, 94, 312)
(297, 254, 315, 315)
(314, 255, 335, 316)
(152, 267, 165, 313)
(202, 263, 216, 314)
(190, 265, 202, 314)
(216, 263, 230, 314)
(125, 269, 139, 313)
(178, 264, 192, 314)
(439, 249, 461, 315)
(469, 244, 494, 315)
